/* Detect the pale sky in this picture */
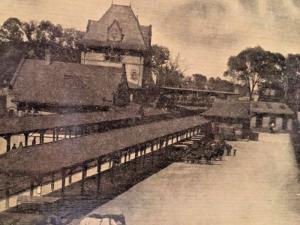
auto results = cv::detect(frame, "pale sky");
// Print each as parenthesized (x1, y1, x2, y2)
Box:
(1, 0, 300, 77)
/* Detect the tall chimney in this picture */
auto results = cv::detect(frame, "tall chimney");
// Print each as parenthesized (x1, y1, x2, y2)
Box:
(45, 49, 51, 65)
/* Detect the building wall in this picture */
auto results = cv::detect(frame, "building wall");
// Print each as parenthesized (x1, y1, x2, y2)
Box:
(0, 88, 17, 116)
(251, 114, 293, 131)
(81, 52, 144, 88)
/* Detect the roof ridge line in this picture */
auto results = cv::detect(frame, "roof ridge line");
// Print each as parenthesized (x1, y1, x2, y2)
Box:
(9, 56, 26, 88)
(127, 5, 147, 48)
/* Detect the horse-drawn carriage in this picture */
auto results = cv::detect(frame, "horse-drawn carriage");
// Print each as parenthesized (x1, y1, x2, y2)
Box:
(172, 138, 232, 165)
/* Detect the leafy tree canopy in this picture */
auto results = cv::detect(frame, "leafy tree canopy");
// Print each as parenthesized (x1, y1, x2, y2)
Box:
(224, 46, 286, 100)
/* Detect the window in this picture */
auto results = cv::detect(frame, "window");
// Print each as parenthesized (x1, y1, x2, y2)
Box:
(130, 69, 139, 81)
(104, 50, 121, 62)
(256, 115, 263, 128)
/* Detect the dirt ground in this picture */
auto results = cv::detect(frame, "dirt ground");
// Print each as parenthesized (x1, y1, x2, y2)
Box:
(73, 133, 300, 225)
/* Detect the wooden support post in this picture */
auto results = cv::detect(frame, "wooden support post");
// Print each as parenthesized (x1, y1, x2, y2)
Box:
(144, 147, 147, 160)
(69, 128, 72, 138)
(51, 174, 55, 191)
(124, 153, 127, 163)
(4, 135, 11, 152)
(61, 169, 66, 196)
(139, 147, 143, 164)
(68, 170, 72, 184)
(64, 129, 67, 139)
(81, 164, 87, 195)
(151, 142, 154, 167)
(176, 133, 179, 143)
(30, 180, 34, 196)
(5, 188, 9, 209)
(52, 129, 56, 142)
(74, 127, 78, 138)
(128, 149, 131, 161)
(24, 132, 29, 147)
(97, 158, 102, 194)
(134, 147, 139, 172)
(56, 129, 59, 141)
(159, 138, 163, 150)
(39, 130, 45, 144)
(140, 146, 145, 165)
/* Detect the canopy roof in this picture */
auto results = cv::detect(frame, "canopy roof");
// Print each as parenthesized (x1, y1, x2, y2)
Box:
(0, 105, 167, 135)
(0, 116, 209, 177)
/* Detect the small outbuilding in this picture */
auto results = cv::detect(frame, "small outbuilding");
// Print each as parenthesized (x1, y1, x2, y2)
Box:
(202, 100, 250, 139)
(203, 100, 294, 136)
(250, 101, 294, 131)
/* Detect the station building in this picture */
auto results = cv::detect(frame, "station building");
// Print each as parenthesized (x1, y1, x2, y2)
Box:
(79, 3, 152, 89)
(2, 3, 152, 114)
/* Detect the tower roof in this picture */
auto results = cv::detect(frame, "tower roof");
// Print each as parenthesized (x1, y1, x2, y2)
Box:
(81, 4, 151, 51)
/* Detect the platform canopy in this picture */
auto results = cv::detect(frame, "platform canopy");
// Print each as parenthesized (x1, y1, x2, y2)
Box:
(0, 116, 209, 178)
(0, 105, 166, 136)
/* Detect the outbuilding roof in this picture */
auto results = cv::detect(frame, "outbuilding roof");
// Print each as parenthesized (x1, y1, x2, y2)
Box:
(251, 101, 294, 115)
(81, 4, 151, 51)
(203, 100, 294, 119)
(11, 59, 126, 108)
(202, 100, 250, 119)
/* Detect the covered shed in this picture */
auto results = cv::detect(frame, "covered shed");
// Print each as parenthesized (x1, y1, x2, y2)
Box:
(250, 101, 294, 131)
(202, 100, 250, 138)
(0, 115, 211, 206)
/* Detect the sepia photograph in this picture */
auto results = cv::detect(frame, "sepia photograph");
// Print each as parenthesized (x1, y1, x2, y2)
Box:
(0, 0, 300, 224)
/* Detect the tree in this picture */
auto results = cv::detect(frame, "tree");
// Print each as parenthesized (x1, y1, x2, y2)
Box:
(285, 54, 300, 108)
(207, 77, 234, 92)
(146, 45, 184, 87)
(224, 46, 286, 101)
(192, 74, 207, 89)
(0, 18, 25, 43)
(0, 17, 84, 87)
(161, 54, 184, 87)
(145, 44, 170, 86)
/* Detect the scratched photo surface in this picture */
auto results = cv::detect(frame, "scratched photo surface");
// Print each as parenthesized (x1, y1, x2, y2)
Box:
(0, 0, 300, 225)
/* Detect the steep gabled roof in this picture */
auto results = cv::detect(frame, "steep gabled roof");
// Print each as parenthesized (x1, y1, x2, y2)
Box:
(140, 25, 152, 48)
(11, 59, 126, 108)
(82, 4, 151, 51)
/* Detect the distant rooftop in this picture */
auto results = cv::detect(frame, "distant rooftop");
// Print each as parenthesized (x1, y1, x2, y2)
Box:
(162, 87, 238, 96)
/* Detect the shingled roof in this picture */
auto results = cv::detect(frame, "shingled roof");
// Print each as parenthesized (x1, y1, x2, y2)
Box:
(11, 59, 126, 108)
(0, 116, 208, 178)
(251, 101, 294, 115)
(202, 100, 250, 119)
(81, 4, 151, 51)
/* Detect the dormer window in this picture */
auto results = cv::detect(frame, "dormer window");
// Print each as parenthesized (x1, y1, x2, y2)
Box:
(107, 20, 124, 42)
